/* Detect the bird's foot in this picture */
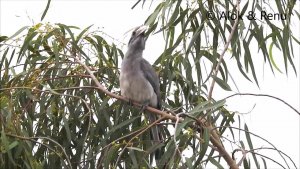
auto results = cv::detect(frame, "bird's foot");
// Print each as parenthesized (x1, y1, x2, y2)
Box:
(139, 100, 150, 112)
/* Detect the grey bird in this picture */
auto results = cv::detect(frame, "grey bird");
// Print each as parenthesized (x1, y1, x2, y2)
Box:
(120, 25, 162, 162)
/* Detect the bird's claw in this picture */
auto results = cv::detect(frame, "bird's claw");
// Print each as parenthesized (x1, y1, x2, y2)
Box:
(139, 100, 150, 112)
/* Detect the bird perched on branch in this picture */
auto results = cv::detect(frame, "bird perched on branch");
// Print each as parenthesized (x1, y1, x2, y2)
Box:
(119, 25, 162, 164)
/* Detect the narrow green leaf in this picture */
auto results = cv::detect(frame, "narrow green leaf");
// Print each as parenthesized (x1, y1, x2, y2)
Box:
(105, 145, 120, 168)
(109, 116, 139, 133)
(73, 42, 89, 59)
(63, 114, 72, 143)
(212, 29, 219, 57)
(262, 157, 267, 169)
(185, 156, 194, 168)
(208, 156, 224, 169)
(188, 100, 210, 114)
(243, 157, 250, 169)
(8, 141, 19, 150)
(0, 48, 9, 70)
(75, 25, 93, 44)
(128, 148, 139, 168)
(274, 0, 285, 25)
(145, 2, 164, 25)
(167, 0, 181, 26)
(240, 0, 249, 16)
(0, 36, 8, 42)
(57, 23, 76, 42)
(212, 75, 232, 91)
(198, 128, 209, 161)
(18, 31, 38, 59)
(243, 39, 259, 87)
(175, 117, 193, 137)
(283, 26, 296, 74)
(235, 54, 252, 82)
(168, 26, 174, 48)
(172, 8, 188, 26)
(245, 124, 260, 169)
(41, 0, 51, 21)
(159, 140, 176, 167)
(0, 141, 19, 153)
(1, 129, 17, 165)
(268, 42, 282, 73)
(7, 26, 29, 40)
(190, 99, 226, 117)
(220, 60, 229, 83)
(127, 147, 145, 152)
(186, 23, 204, 54)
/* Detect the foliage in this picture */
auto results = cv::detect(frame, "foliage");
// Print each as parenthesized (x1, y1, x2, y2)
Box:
(0, 0, 299, 169)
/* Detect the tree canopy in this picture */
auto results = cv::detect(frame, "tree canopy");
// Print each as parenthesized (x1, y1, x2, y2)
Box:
(0, 0, 299, 168)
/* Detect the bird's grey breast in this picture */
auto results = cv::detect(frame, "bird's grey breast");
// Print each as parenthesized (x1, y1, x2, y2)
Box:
(120, 57, 155, 104)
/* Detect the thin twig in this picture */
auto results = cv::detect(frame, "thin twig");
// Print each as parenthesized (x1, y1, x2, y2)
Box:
(234, 149, 287, 168)
(236, 148, 247, 166)
(207, 1, 240, 100)
(199, 1, 241, 168)
(252, 147, 296, 168)
(224, 93, 300, 115)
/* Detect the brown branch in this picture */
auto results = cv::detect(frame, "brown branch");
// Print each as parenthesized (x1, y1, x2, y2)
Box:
(207, 0, 240, 100)
(213, 125, 291, 168)
(196, 0, 241, 168)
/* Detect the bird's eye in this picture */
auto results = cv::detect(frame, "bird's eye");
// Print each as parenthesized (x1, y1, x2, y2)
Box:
(132, 31, 136, 36)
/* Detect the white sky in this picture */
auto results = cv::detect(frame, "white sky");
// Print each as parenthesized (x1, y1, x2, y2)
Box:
(1, 0, 299, 168)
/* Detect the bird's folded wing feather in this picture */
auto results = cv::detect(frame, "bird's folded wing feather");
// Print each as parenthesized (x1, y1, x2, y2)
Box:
(140, 59, 161, 109)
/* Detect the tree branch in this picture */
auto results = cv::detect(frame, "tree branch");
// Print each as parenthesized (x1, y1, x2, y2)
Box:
(207, 0, 240, 100)
(224, 93, 300, 115)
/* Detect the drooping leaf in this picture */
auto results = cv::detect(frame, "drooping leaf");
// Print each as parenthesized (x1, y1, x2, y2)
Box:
(212, 75, 232, 91)
(41, 0, 51, 21)
(245, 124, 260, 169)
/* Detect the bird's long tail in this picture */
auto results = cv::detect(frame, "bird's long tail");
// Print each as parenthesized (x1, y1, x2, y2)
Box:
(147, 112, 163, 165)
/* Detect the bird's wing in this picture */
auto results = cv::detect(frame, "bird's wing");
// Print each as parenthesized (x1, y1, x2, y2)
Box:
(140, 58, 163, 163)
(140, 59, 161, 109)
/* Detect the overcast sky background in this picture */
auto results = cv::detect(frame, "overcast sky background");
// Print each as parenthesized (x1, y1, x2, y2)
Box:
(1, 0, 299, 168)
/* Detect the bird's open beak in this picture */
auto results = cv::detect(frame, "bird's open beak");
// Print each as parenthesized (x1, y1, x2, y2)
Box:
(136, 25, 149, 37)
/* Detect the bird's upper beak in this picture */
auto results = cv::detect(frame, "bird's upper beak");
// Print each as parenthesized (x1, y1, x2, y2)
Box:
(136, 25, 149, 37)
(127, 25, 150, 45)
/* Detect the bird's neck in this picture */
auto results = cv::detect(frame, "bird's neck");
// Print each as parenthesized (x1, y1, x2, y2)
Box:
(125, 47, 144, 59)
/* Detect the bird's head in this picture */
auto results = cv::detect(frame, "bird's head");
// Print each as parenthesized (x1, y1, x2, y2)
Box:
(128, 25, 149, 51)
